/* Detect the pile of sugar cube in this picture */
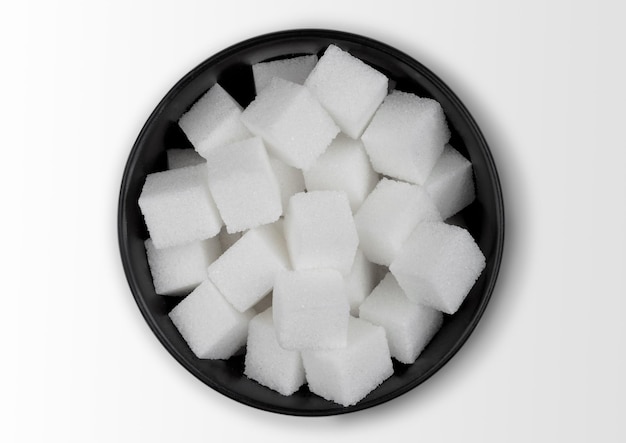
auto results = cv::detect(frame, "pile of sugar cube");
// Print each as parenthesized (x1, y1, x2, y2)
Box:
(138, 44, 485, 407)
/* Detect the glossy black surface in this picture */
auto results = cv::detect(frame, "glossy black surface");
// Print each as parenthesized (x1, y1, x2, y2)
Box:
(118, 29, 504, 416)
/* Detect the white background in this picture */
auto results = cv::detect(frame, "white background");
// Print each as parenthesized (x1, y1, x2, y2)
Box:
(5, 1, 626, 441)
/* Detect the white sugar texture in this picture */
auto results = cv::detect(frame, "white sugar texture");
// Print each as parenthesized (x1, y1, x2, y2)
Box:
(354, 178, 442, 266)
(362, 90, 450, 185)
(305, 44, 388, 139)
(344, 249, 379, 315)
(269, 156, 305, 210)
(144, 237, 221, 296)
(302, 317, 393, 407)
(244, 308, 305, 396)
(166, 149, 205, 169)
(303, 134, 379, 212)
(241, 78, 339, 170)
(253, 54, 318, 93)
(138, 164, 222, 249)
(273, 269, 349, 350)
(178, 83, 251, 158)
(168, 280, 254, 359)
(208, 221, 290, 312)
(218, 227, 242, 252)
(390, 222, 486, 314)
(284, 191, 359, 275)
(359, 273, 443, 364)
(205, 137, 281, 233)
(424, 144, 475, 219)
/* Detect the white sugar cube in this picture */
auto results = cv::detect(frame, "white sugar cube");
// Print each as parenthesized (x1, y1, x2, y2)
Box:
(205, 137, 282, 233)
(284, 191, 359, 275)
(362, 90, 450, 185)
(218, 227, 242, 252)
(144, 237, 221, 296)
(166, 148, 205, 169)
(359, 273, 443, 364)
(178, 83, 251, 158)
(253, 54, 318, 93)
(138, 164, 223, 249)
(302, 317, 393, 407)
(269, 157, 305, 210)
(241, 78, 339, 170)
(273, 269, 349, 350)
(244, 308, 305, 396)
(390, 222, 486, 314)
(344, 249, 379, 315)
(208, 221, 290, 312)
(424, 144, 475, 219)
(303, 134, 379, 212)
(168, 280, 254, 359)
(354, 178, 442, 266)
(305, 44, 388, 139)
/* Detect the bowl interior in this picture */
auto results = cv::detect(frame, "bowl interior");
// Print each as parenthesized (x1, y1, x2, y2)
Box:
(118, 29, 504, 416)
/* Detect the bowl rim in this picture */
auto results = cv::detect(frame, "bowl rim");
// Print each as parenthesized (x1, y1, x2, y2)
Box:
(118, 28, 505, 416)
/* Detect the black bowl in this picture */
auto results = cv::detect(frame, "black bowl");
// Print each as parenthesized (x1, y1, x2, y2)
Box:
(118, 29, 504, 416)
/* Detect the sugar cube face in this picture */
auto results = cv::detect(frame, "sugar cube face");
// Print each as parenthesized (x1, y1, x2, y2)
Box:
(169, 280, 254, 359)
(269, 157, 305, 210)
(354, 178, 442, 266)
(302, 317, 393, 407)
(205, 137, 282, 233)
(344, 249, 379, 315)
(178, 83, 251, 158)
(138, 164, 223, 249)
(253, 54, 318, 93)
(359, 273, 443, 364)
(145, 237, 221, 296)
(273, 269, 349, 350)
(390, 222, 486, 314)
(166, 148, 205, 169)
(244, 308, 305, 396)
(218, 227, 242, 252)
(284, 191, 359, 275)
(303, 134, 379, 212)
(305, 44, 388, 139)
(208, 221, 290, 312)
(241, 78, 339, 170)
(424, 144, 475, 219)
(362, 90, 450, 185)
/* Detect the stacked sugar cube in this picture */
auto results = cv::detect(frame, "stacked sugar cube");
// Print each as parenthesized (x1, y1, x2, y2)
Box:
(136, 44, 486, 407)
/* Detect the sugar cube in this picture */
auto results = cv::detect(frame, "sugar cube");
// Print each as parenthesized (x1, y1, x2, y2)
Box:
(269, 156, 305, 210)
(390, 222, 486, 314)
(253, 292, 272, 313)
(244, 308, 305, 396)
(253, 54, 318, 93)
(178, 83, 251, 158)
(168, 280, 254, 359)
(302, 317, 393, 407)
(362, 90, 450, 185)
(241, 78, 339, 170)
(305, 44, 388, 139)
(208, 221, 290, 312)
(138, 164, 223, 249)
(354, 178, 442, 266)
(303, 134, 379, 212)
(359, 273, 443, 364)
(344, 249, 379, 315)
(424, 144, 475, 219)
(204, 137, 282, 233)
(273, 269, 349, 350)
(284, 191, 358, 275)
(144, 237, 221, 296)
(166, 148, 205, 169)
